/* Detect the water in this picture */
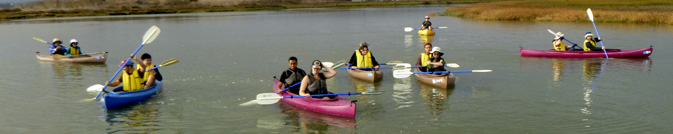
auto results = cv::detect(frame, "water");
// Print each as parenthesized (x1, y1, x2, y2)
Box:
(1, 5, 672, 133)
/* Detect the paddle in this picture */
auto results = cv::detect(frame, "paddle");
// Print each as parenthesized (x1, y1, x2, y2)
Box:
(32, 37, 57, 48)
(404, 27, 448, 32)
(85, 26, 161, 101)
(146, 58, 179, 71)
(587, 8, 609, 58)
(547, 29, 583, 50)
(379, 60, 407, 66)
(252, 91, 384, 105)
(392, 69, 492, 78)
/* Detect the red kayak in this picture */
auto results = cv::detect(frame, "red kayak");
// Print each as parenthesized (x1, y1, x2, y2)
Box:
(273, 80, 356, 118)
(520, 46, 653, 58)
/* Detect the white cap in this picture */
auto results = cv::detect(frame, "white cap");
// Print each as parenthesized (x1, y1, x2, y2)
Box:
(70, 39, 78, 43)
(585, 32, 593, 38)
(430, 47, 441, 53)
(425, 16, 430, 19)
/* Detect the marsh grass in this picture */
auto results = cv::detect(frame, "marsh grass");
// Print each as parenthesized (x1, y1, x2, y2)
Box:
(442, 0, 673, 24)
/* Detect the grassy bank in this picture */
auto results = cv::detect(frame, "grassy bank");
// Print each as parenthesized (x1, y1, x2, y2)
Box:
(442, 0, 673, 24)
(0, 0, 479, 21)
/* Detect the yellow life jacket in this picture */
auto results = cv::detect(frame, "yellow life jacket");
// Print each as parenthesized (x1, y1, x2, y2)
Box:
(69, 46, 80, 55)
(355, 50, 374, 67)
(137, 64, 156, 82)
(420, 53, 431, 66)
(122, 70, 144, 92)
(583, 39, 597, 51)
(553, 40, 566, 51)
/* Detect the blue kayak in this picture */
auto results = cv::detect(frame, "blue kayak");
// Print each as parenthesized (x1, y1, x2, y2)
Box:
(100, 80, 162, 109)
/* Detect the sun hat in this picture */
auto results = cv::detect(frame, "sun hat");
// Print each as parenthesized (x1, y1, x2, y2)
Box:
(425, 16, 430, 19)
(70, 39, 78, 43)
(120, 60, 134, 66)
(585, 32, 593, 38)
(53, 38, 62, 43)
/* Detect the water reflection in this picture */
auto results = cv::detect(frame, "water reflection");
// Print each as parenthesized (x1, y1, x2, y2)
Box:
(276, 102, 356, 133)
(404, 34, 413, 47)
(552, 58, 565, 83)
(418, 82, 454, 117)
(392, 78, 414, 109)
(104, 103, 161, 133)
(419, 35, 434, 43)
(350, 78, 381, 99)
(581, 59, 604, 128)
(37, 62, 108, 81)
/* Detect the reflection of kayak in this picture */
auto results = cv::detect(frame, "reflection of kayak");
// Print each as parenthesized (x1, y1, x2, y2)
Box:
(347, 69, 383, 83)
(413, 68, 455, 89)
(420, 35, 433, 43)
(36, 52, 107, 63)
(418, 29, 435, 36)
(101, 80, 162, 109)
(278, 101, 356, 129)
(274, 80, 356, 118)
(520, 47, 653, 58)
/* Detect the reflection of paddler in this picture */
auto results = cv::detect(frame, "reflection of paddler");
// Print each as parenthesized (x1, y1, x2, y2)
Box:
(418, 83, 452, 116)
(582, 60, 603, 81)
(552, 59, 565, 82)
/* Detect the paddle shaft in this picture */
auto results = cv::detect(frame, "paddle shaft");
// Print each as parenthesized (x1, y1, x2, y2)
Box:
(283, 92, 364, 98)
(279, 82, 302, 93)
(588, 9, 609, 58)
(413, 70, 483, 74)
(93, 45, 145, 99)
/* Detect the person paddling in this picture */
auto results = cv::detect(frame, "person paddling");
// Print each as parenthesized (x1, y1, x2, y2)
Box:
(583, 32, 604, 51)
(347, 41, 380, 71)
(133, 53, 163, 82)
(299, 60, 337, 99)
(427, 47, 448, 75)
(420, 16, 433, 30)
(65, 39, 88, 57)
(105, 60, 156, 92)
(277, 56, 307, 94)
(49, 38, 66, 55)
(415, 43, 433, 72)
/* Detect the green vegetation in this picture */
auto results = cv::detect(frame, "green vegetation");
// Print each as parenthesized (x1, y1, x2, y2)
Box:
(441, 0, 673, 24)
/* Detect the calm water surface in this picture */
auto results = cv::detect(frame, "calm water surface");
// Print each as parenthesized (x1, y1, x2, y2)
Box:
(1, 5, 672, 133)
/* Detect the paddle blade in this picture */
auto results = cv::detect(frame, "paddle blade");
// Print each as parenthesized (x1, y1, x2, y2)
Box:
(256, 93, 283, 105)
(362, 91, 385, 95)
(87, 84, 104, 93)
(322, 62, 334, 68)
(445, 63, 460, 68)
(392, 63, 412, 70)
(547, 29, 557, 35)
(160, 58, 179, 67)
(587, 8, 594, 21)
(404, 27, 413, 32)
(32, 37, 47, 43)
(142, 25, 161, 44)
(79, 98, 98, 102)
(437, 26, 448, 29)
(393, 70, 414, 78)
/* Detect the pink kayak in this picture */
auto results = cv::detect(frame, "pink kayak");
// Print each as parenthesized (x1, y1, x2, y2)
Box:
(273, 80, 356, 118)
(520, 46, 653, 58)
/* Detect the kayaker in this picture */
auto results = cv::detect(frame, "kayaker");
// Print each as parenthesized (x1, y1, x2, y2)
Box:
(552, 32, 570, 51)
(65, 39, 87, 57)
(420, 16, 433, 30)
(105, 60, 156, 92)
(49, 38, 66, 55)
(299, 60, 337, 99)
(427, 47, 447, 74)
(277, 56, 307, 94)
(347, 41, 380, 71)
(583, 32, 604, 51)
(132, 53, 163, 81)
(415, 43, 433, 72)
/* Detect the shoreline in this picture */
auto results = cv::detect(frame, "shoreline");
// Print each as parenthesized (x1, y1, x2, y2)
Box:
(441, 1, 673, 25)
(1, 1, 469, 21)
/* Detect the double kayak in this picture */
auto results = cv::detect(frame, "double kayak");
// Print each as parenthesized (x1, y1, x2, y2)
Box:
(418, 29, 435, 36)
(36, 52, 108, 63)
(274, 79, 356, 118)
(347, 69, 383, 83)
(101, 80, 162, 109)
(413, 68, 455, 89)
(520, 46, 653, 58)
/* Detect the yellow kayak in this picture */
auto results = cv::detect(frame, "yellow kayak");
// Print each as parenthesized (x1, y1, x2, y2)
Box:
(418, 29, 435, 36)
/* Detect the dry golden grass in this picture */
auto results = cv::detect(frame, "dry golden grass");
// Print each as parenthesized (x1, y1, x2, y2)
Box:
(443, 0, 673, 24)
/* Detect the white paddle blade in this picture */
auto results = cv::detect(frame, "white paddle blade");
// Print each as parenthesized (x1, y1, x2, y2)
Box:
(404, 27, 413, 32)
(438, 26, 448, 29)
(160, 58, 180, 67)
(393, 70, 414, 78)
(322, 62, 334, 68)
(472, 70, 493, 72)
(445, 63, 460, 68)
(256, 93, 283, 105)
(587, 8, 594, 21)
(142, 25, 161, 44)
(393, 63, 412, 71)
(547, 29, 557, 35)
(87, 84, 104, 93)
(32, 37, 47, 43)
